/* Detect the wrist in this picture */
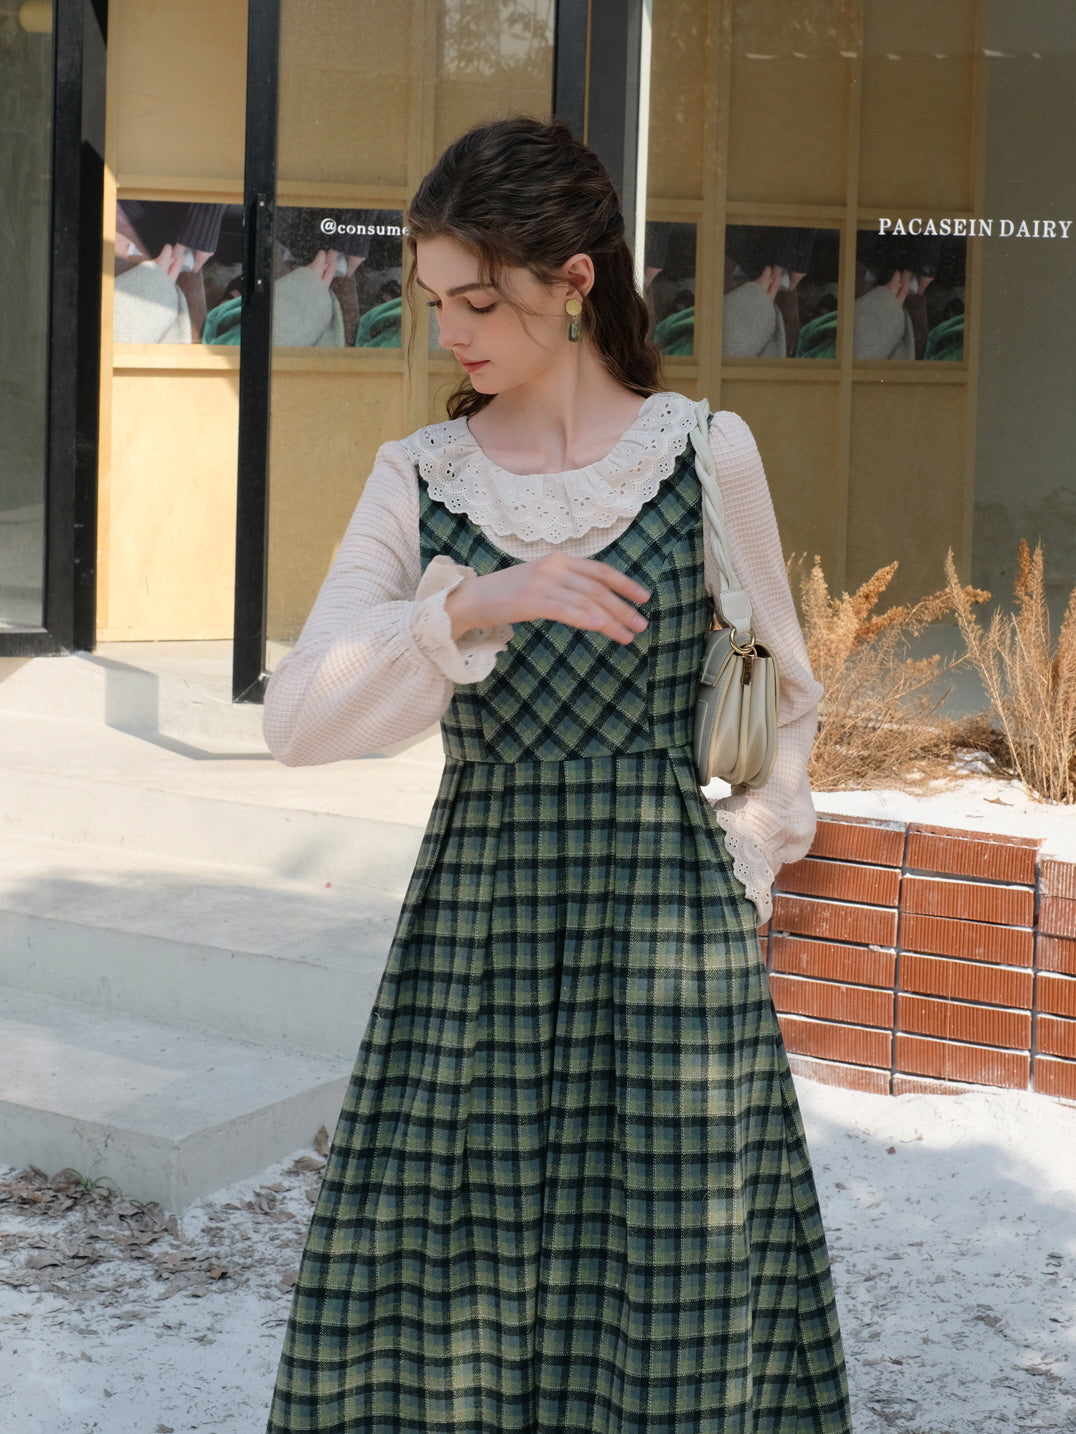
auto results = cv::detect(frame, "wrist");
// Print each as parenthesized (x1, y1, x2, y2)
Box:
(443, 575, 481, 641)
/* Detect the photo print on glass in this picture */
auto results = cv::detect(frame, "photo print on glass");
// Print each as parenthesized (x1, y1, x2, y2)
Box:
(723, 226, 840, 360)
(854, 231, 967, 361)
(114, 201, 245, 345)
(645, 222, 698, 357)
(274, 208, 404, 350)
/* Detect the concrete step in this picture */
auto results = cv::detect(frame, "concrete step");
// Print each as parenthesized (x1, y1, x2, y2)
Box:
(0, 986, 351, 1208)
(0, 710, 442, 891)
(0, 642, 266, 746)
(0, 646, 443, 1206)
(0, 834, 399, 1058)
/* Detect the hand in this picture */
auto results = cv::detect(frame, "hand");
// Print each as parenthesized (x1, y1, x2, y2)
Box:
(307, 249, 341, 285)
(754, 265, 784, 300)
(444, 553, 650, 645)
(153, 244, 185, 282)
(885, 269, 913, 306)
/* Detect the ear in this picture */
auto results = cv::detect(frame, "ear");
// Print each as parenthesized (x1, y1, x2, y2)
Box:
(559, 252, 596, 299)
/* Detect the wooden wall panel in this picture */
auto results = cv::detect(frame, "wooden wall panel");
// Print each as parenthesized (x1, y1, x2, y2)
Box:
(110, 0, 248, 183)
(726, 58, 852, 207)
(847, 381, 968, 602)
(647, 0, 709, 202)
(720, 378, 845, 580)
(101, 371, 240, 640)
(278, 0, 415, 188)
(266, 371, 405, 641)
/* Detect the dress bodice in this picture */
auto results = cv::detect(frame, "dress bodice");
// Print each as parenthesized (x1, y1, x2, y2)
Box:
(418, 440, 708, 765)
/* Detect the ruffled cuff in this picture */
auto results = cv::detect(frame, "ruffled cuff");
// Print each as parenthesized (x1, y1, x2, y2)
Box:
(708, 804, 777, 924)
(410, 555, 513, 684)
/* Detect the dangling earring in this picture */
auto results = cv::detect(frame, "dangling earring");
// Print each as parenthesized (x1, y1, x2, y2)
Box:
(565, 297, 583, 342)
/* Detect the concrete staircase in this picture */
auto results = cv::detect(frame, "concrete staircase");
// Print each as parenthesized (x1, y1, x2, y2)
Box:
(0, 643, 443, 1208)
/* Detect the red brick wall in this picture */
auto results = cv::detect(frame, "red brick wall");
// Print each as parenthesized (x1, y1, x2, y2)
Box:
(763, 814, 1076, 1100)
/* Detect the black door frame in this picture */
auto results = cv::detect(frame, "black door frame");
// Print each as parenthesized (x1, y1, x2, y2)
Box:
(231, 0, 647, 701)
(0, 0, 106, 658)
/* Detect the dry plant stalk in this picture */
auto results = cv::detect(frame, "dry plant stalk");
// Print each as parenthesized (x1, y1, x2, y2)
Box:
(797, 557, 988, 790)
(945, 542, 1076, 803)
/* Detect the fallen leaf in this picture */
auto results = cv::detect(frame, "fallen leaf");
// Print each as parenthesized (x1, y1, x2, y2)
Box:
(313, 1127, 330, 1156)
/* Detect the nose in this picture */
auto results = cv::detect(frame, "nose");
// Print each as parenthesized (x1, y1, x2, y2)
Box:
(436, 306, 468, 352)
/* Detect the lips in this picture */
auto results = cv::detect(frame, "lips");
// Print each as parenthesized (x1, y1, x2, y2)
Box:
(458, 359, 488, 374)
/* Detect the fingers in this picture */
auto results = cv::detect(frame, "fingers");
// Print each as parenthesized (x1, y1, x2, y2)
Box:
(444, 555, 651, 645)
(525, 556, 650, 645)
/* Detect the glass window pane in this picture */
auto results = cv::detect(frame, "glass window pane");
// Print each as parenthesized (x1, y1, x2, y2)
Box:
(0, 10, 52, 630)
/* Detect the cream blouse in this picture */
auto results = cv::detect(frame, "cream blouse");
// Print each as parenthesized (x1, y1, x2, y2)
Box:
(263, 390, 823, 922)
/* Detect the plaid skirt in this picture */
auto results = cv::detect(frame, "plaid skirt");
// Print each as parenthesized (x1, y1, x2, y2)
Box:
(266, 450, 849, 1433)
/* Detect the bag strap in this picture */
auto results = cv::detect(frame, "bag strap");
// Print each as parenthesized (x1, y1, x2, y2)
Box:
(689, 398, 755, 647)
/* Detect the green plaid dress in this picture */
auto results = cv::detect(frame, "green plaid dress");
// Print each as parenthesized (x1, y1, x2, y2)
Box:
(267, 440, 850, 1433)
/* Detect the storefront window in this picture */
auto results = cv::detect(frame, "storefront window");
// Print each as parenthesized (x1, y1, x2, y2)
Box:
(0, 6, 52, 630)
(644, 0, 1075, 621)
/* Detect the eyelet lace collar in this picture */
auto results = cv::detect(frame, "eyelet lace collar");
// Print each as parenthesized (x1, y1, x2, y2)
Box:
(401, 391, 697, 545)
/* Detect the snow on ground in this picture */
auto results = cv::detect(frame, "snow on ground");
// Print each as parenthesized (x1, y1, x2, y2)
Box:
(814, 770, 1076, 864)
(1, 769, 1072, 1431)
(1, 1080, 1074, 1434)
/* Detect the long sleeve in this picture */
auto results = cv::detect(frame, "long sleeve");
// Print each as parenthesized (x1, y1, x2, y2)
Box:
(703, 412, 823, 920)
(262, 441, 512, 765)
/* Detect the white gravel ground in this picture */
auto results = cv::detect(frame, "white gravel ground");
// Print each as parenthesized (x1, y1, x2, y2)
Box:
(1, 1079, 1074, 1433)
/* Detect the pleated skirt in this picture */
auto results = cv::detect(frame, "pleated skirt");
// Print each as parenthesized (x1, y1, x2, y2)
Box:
(266, 745, 850, 1433)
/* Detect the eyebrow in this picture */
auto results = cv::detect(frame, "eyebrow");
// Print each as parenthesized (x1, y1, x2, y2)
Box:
(414, 277, 493, 297)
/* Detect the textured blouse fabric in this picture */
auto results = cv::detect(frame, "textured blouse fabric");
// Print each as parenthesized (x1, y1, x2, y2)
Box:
(262, 391, 823, 921)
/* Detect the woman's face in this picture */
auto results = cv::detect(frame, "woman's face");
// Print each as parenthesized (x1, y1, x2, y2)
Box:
(415, 235, 574, 397)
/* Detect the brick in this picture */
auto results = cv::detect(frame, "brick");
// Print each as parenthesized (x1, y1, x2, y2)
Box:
(892, 1075, 974, 1097)
(895, 1034, 1030, 1088)
(769, 936, 896, 989)
(901, 876, 1034, 928)
(778, 1014, 891, 1069)
(906, 827, 1039, 886)
(811, 815, 906, 867)
(1037, 1015, 1076, 1059)
(1037, 935, 1076, 976)
(1037, 974, 1076, 1019)
(897, 995, 1031, 1050)
(899, 953, 1033, 1010)
(771, 895, 897, 948)
(1040, 897, 1076, 940)
(770, 974, 893, 1029)
(900, 912, 1033, 967)
(776, 857, 901, 907)
(1033, 1056, 1076, 1102)
(1040, 860, 1076, 900)
(787, 1054, 891, 1095)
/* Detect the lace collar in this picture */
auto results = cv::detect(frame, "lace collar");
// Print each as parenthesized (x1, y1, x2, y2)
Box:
(400, 391, 697, 545)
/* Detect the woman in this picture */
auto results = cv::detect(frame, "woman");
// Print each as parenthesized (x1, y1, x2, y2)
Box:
(263, 116, 849, 1434)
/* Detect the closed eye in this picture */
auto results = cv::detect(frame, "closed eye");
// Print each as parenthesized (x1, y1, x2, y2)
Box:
(425, 298, 497, 315)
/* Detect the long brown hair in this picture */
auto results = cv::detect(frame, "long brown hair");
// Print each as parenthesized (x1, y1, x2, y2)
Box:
(405, 116, 663, 419)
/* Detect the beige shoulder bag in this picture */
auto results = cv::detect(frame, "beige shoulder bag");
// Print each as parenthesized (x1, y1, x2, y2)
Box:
(690, 400, 780, 789)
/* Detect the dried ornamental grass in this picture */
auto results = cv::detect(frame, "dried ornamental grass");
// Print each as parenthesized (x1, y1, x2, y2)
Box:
(945, 542, 1076, 803)
(796, 557, 988, 790)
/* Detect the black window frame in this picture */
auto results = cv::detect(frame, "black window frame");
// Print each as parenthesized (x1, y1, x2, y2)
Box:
(0, 0, 106, 658)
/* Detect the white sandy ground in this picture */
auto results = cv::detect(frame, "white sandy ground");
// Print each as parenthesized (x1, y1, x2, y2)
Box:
(0, 1080, 1072, 1434)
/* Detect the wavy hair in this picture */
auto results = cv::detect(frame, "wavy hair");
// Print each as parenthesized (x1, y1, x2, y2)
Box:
(405, 116, 662, 419)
